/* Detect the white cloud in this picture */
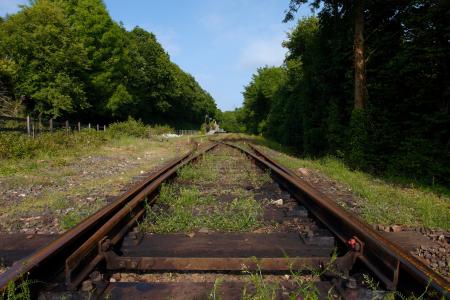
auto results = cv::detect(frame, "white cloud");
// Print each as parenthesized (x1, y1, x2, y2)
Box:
(238, 35, 287, 70)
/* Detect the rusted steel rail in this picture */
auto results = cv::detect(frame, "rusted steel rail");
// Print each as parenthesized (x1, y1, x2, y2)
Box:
(225, 142, 449, 297)
(0, 142, 218, 293)
(65, 142, 219, 289)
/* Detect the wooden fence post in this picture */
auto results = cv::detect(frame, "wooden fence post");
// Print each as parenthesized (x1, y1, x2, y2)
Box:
(96, 124, 99, 131)
(49, 119, 53, 132)
(26, 115, 31, 136)
(78, 122, 81, 132)
(103, 125, 106, 131)
(65, 120, 69, 133)
(32, 123, 35, 138)
(88, 123, 91, 129)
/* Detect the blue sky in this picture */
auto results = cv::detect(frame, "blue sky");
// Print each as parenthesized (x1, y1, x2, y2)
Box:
(1, 1, 311, 111)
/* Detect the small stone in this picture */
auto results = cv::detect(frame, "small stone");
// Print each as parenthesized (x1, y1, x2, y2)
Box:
(271, 199, 283, 206)
(19, 194, 26, 197)
(438, 235, 445, 242)
(438, 261, 445, 268)
(286, 208, 308, 218)
(186, 232, 195, 238)
(390, 225, 402, 232)
(140, 170, 145, 174)
(90, 271, 102, 282)
(383, 226, 391, 232)
(81, 280, 94, 292)
(110, 278, 117, 282)
(111, 274, 121, 281)
(198, 227, 210, 234)
(377, 225, 385, 232)
(298, 168, 310, 176)
(438, 248, 447, 253)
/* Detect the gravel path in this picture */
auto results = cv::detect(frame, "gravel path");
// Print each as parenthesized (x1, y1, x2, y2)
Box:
(0, 137, 192, 234)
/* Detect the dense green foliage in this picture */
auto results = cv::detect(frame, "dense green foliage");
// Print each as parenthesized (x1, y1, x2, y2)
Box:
(0, 130, 107, 159)
(240, 1, 450, 185)
(0, 0, 217, 127)
(216, 109, 245, 133)
(0, 119, 173, 160)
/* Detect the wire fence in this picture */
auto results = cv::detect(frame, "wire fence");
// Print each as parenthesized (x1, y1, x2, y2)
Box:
(0, 115, 106, 137)
(0, 115, 200, 137)
(173, 130, 200, 136)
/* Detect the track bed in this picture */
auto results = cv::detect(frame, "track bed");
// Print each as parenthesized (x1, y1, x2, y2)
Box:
(0, 142, 448, 299)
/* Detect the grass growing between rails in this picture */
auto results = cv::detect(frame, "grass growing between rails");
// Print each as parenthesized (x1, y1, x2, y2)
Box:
(140, 184, 263, 233)
(208, 253, 436, 300)
(1, 275, 34, 300)
(139, 147, 271, 233)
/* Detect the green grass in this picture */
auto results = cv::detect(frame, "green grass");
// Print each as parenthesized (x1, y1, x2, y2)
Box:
(139, 146, 271, 233)
(178, 148, 271, 189)
(247, 142, 449, 230)
(139, 184, 262, 233)
(235, 254, 339, 300)
(177, 155, 219, 183)
(0, 130, 194, 232)
(1, 275, 33, 300)
(213, 134, 449, 230)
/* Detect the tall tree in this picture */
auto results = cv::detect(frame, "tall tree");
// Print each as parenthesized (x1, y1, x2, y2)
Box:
(353, 0, 366, 109)
(284, 0, 367, 110)
(0, 0, 218, 127)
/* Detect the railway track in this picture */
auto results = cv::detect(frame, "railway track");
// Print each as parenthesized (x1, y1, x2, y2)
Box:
(0, 141, 448, 299)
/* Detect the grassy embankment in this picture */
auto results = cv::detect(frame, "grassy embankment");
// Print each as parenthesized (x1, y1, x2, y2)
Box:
(218, 134, 449, 230)
(0, 119, 194, 232)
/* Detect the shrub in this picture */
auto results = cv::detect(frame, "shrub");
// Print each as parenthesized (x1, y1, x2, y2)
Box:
(0, 132, 39, 159)
(149, 124, 173, 136)
(0, 130, 106, 160)
(107, 117, 149, 138)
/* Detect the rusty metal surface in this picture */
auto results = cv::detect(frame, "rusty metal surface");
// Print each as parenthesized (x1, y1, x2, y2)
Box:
(231, 143, 449, 296)
(120, 232, 334, 258)
(103, 255, 333, 272)
(0, 143, 200, 291)
(0, 234, 59, 265)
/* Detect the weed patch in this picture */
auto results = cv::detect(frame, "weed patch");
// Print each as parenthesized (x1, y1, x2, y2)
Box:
(241, 141, 450, 230)
(140, 184, 262, 233)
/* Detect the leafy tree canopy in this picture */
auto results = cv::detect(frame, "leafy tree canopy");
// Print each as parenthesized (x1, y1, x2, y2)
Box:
(0, 0, 217, 127)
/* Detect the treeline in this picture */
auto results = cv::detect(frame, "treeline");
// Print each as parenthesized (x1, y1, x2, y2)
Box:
(235, 1, 449, 185)
(0, 0, 217, 128)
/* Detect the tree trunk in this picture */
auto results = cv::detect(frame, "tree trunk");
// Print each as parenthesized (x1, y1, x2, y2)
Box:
(354, 0, 366, 110)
